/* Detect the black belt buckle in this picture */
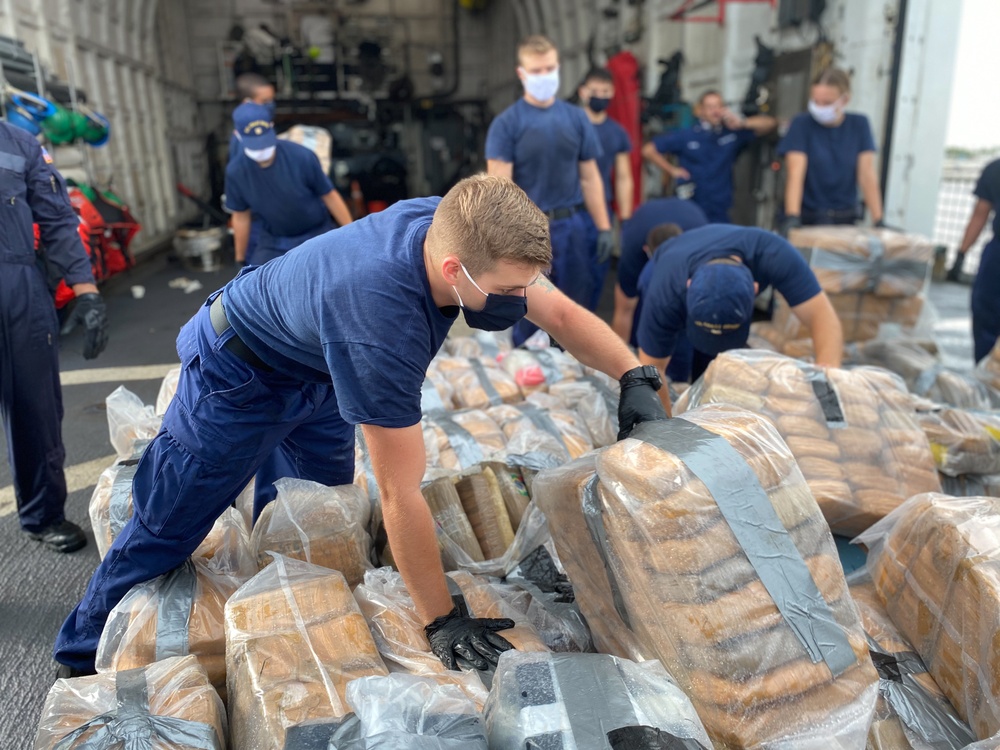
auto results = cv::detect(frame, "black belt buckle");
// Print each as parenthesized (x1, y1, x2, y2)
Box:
(209, 295, 274, 372)
(545, 204, 583, 221)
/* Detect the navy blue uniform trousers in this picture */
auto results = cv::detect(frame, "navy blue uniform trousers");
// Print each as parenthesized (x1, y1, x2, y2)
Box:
(973, 238, 1000, 363)
(55, 295, 355, 670)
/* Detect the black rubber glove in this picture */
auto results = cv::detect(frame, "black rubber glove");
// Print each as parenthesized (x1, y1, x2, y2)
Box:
(62, 292, 109, 359)
(617, 372, 668, 441)
(424, 607, 515, 671)
(778, 215, 801, 239)
(596, 229, 615, 264)
(946, 253, 964, 282)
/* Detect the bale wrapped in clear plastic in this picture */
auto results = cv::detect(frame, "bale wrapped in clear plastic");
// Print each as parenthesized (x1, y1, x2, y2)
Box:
(917, 408, 1000, 477)
(548, 376, 620, 447)
(771, 291, 924, 345)
(250, 478, 373, 586)
(105, 385, 162, 459)
(225, 555, 388, 749)
(847, 573, 976, 750)
(488, 580, 593, 654)
(453, 467, 516, 560)
(487, 401, 594, 469)
(485, 651, 712, 750)
(432, 356, 521, 409)
(536, 406, 879, 749)
(677, 350, 941, 536)
(353, 567, 489, 708)
(34, 655, 227, 749)
(422, 410, 507, 474)
(155, 365, 182, 416)
(939, 473, 1000, 499)
(448, 570, 549, 654)
(421, 363, 456, 413)
(442, 331, 511, 360)
(496, 348, 584, 393)
(858, 493, 1000, 740)
(974, 338, 1000, 404)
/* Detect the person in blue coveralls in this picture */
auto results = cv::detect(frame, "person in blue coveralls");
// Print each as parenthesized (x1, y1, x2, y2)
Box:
(577, 67, 633, 310)
(224, 102, 353, 266)
(486, 35, 614, 344)
(635, 225, 843, 411)
(641, 91, 776, 223)
(54, 175, 667, 678)
(777, 68, 885, 234)
(611, 197, 708, 342)
(0, 121, 109, 553)
(946, 158, 1000, 362)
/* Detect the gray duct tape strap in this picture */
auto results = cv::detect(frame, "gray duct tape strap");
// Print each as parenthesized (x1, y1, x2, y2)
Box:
(551, 654, 639, 745)
(913, 365, 945, 397)
(581, 476, 632, 629)
(421, 378, 447, 413)
(109, 463, 139, 539)
(354, 426, 379, 503)
(52, 667, 222, 750)
(505, 451, 564, 472)
(630, 419, 857, 676)
(580, 376, 619, 415)
(468, 358, 502, 406)
(533, 350, 563, 384)
(808, 371, 846, 428)
(515, 403, 569, 452)
(433, 415, 484, 468)
(155, 559, 197, 660)
(474, 332, 501, 360)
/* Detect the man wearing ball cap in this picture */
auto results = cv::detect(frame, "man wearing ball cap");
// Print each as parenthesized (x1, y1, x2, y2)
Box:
(636, 224, 843, 413)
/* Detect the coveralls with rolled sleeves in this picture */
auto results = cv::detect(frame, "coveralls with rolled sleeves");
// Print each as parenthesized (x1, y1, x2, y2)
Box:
(224, 140, 336, 266)
(0, 123, 97, 533)
(55, 198, 457, 671)
(650, 123, 756, 224)
(485, 99, 603, 344)
(970, 159, 1000, 362)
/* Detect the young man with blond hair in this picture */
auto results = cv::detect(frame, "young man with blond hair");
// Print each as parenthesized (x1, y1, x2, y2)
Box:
(54, 174, 667, 678)
(486, 35, 613, 342)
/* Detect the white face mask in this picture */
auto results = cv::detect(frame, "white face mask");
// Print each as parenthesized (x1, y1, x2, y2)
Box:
(520, 67, 560, 102)
(808, 99, 842, 126)
(244, 145, 276, 163)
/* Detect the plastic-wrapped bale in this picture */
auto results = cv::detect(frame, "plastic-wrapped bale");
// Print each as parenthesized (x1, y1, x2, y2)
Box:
(422, 409, 507, 474)
(155, 365, 182, 416)
(432, 356, 521, 409)
(847, 574, 976, 750)
(250, 478, 373, 586)
(442, 331, 512, 360)
(487, 580, 593, 654)
(482, 460, 531, 532)
(353, 567, 489, 708)
(939, 473, 1000, 499)
(676, 350, 941, 536)
(277, 124, 333, 174)
(485, 651, 712, 750)
(748, 322, 819, 360)
(421, 476, 484, 564)
(487, 402, 592, 470)
(105, 385, 162, 459)
(535, 406, 879, 749)
(858, 493, 1000, 740)
(448, 570, 549, 653)
(421, 361, 456, 413)
(346, 673, 488, 749)
(497, 348, 584, 393)
(225, 555, 388, 749)
(547, 375, 620, 447)
(34, 655, 227, 749)
(454, 467, 516, 559)
(917, 407, 1000, 477)
(771, 291, 924, 345)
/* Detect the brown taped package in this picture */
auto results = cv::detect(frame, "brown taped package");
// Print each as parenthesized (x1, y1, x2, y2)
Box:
(422, 476, 485, 562)
(422, 409, 507, 473)
(454, 467, 516, 559)
(225, 556, 388, 749)
(860, 493, 1000, 740)
(535, 404, 878, 749)
(483, 461, 531, 531)
(448, 570, 549, 653)
(917, 408, 1000, 477)
(433, 356, 522, 409)
(676, 350, 941, 536)
(487, 402, 594, 464)
(34, 655, 227, 749)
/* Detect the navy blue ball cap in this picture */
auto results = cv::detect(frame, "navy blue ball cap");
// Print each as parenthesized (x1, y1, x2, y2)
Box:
(685, 259, 755, 355)
(232, 102, 276, 150)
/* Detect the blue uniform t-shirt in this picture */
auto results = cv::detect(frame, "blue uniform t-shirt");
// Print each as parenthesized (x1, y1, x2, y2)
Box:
(485, 99, 602, 212)
(617, 198, 709, 298)
(222, 197, 457, 428)
(974, 159, 1000, 237)
(777, 112, 876, 216)
(637, 225, 822, 358)
(652, 123, 755, 223)
(224, 140, 334, 238)
(592, 116, 632, 210)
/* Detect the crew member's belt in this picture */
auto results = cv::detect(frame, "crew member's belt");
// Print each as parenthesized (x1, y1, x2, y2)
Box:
(209, 295, 274, 371)
(544, 203, 585, 221)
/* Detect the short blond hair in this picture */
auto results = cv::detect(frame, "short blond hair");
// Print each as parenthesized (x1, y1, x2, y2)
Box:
(517, 34, 557, 64)
(429, 174, 551, 277)
(813, 68, 851, 95)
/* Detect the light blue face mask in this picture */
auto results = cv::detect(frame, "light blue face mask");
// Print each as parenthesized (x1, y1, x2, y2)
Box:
(521, 67, 560, 102)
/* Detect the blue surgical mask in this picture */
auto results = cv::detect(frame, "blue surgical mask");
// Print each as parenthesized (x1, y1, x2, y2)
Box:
(521, 67, 560, 102)
(588, 96, 611, 113)
(452, 264, 528, 332)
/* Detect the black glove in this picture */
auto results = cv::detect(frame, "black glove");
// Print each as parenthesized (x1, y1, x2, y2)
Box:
(62, 292, 108, 359)
(946, 253, 964, 282)
(596, 229, 615, 264)
(778, 215, 801, 238)
(617, 366, 668, 441)
(424, 607, 515, 671)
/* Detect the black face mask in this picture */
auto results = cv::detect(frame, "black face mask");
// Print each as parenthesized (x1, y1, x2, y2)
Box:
(588, 97, 611, 113)
(453, 265, 528, 332)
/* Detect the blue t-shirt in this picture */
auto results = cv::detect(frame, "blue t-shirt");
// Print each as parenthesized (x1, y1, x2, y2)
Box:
(224, 141, 334, 238)
(652, 123, 756, 222)
(485, 99, 602, 212)
(617, 198, 709, 298)
(974, 159, 1000, 237)
(223, 197, 458, 428)
(777, 112, 876, 215)
(637, 225, 822, 358)
(592, 116, 632, 209)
